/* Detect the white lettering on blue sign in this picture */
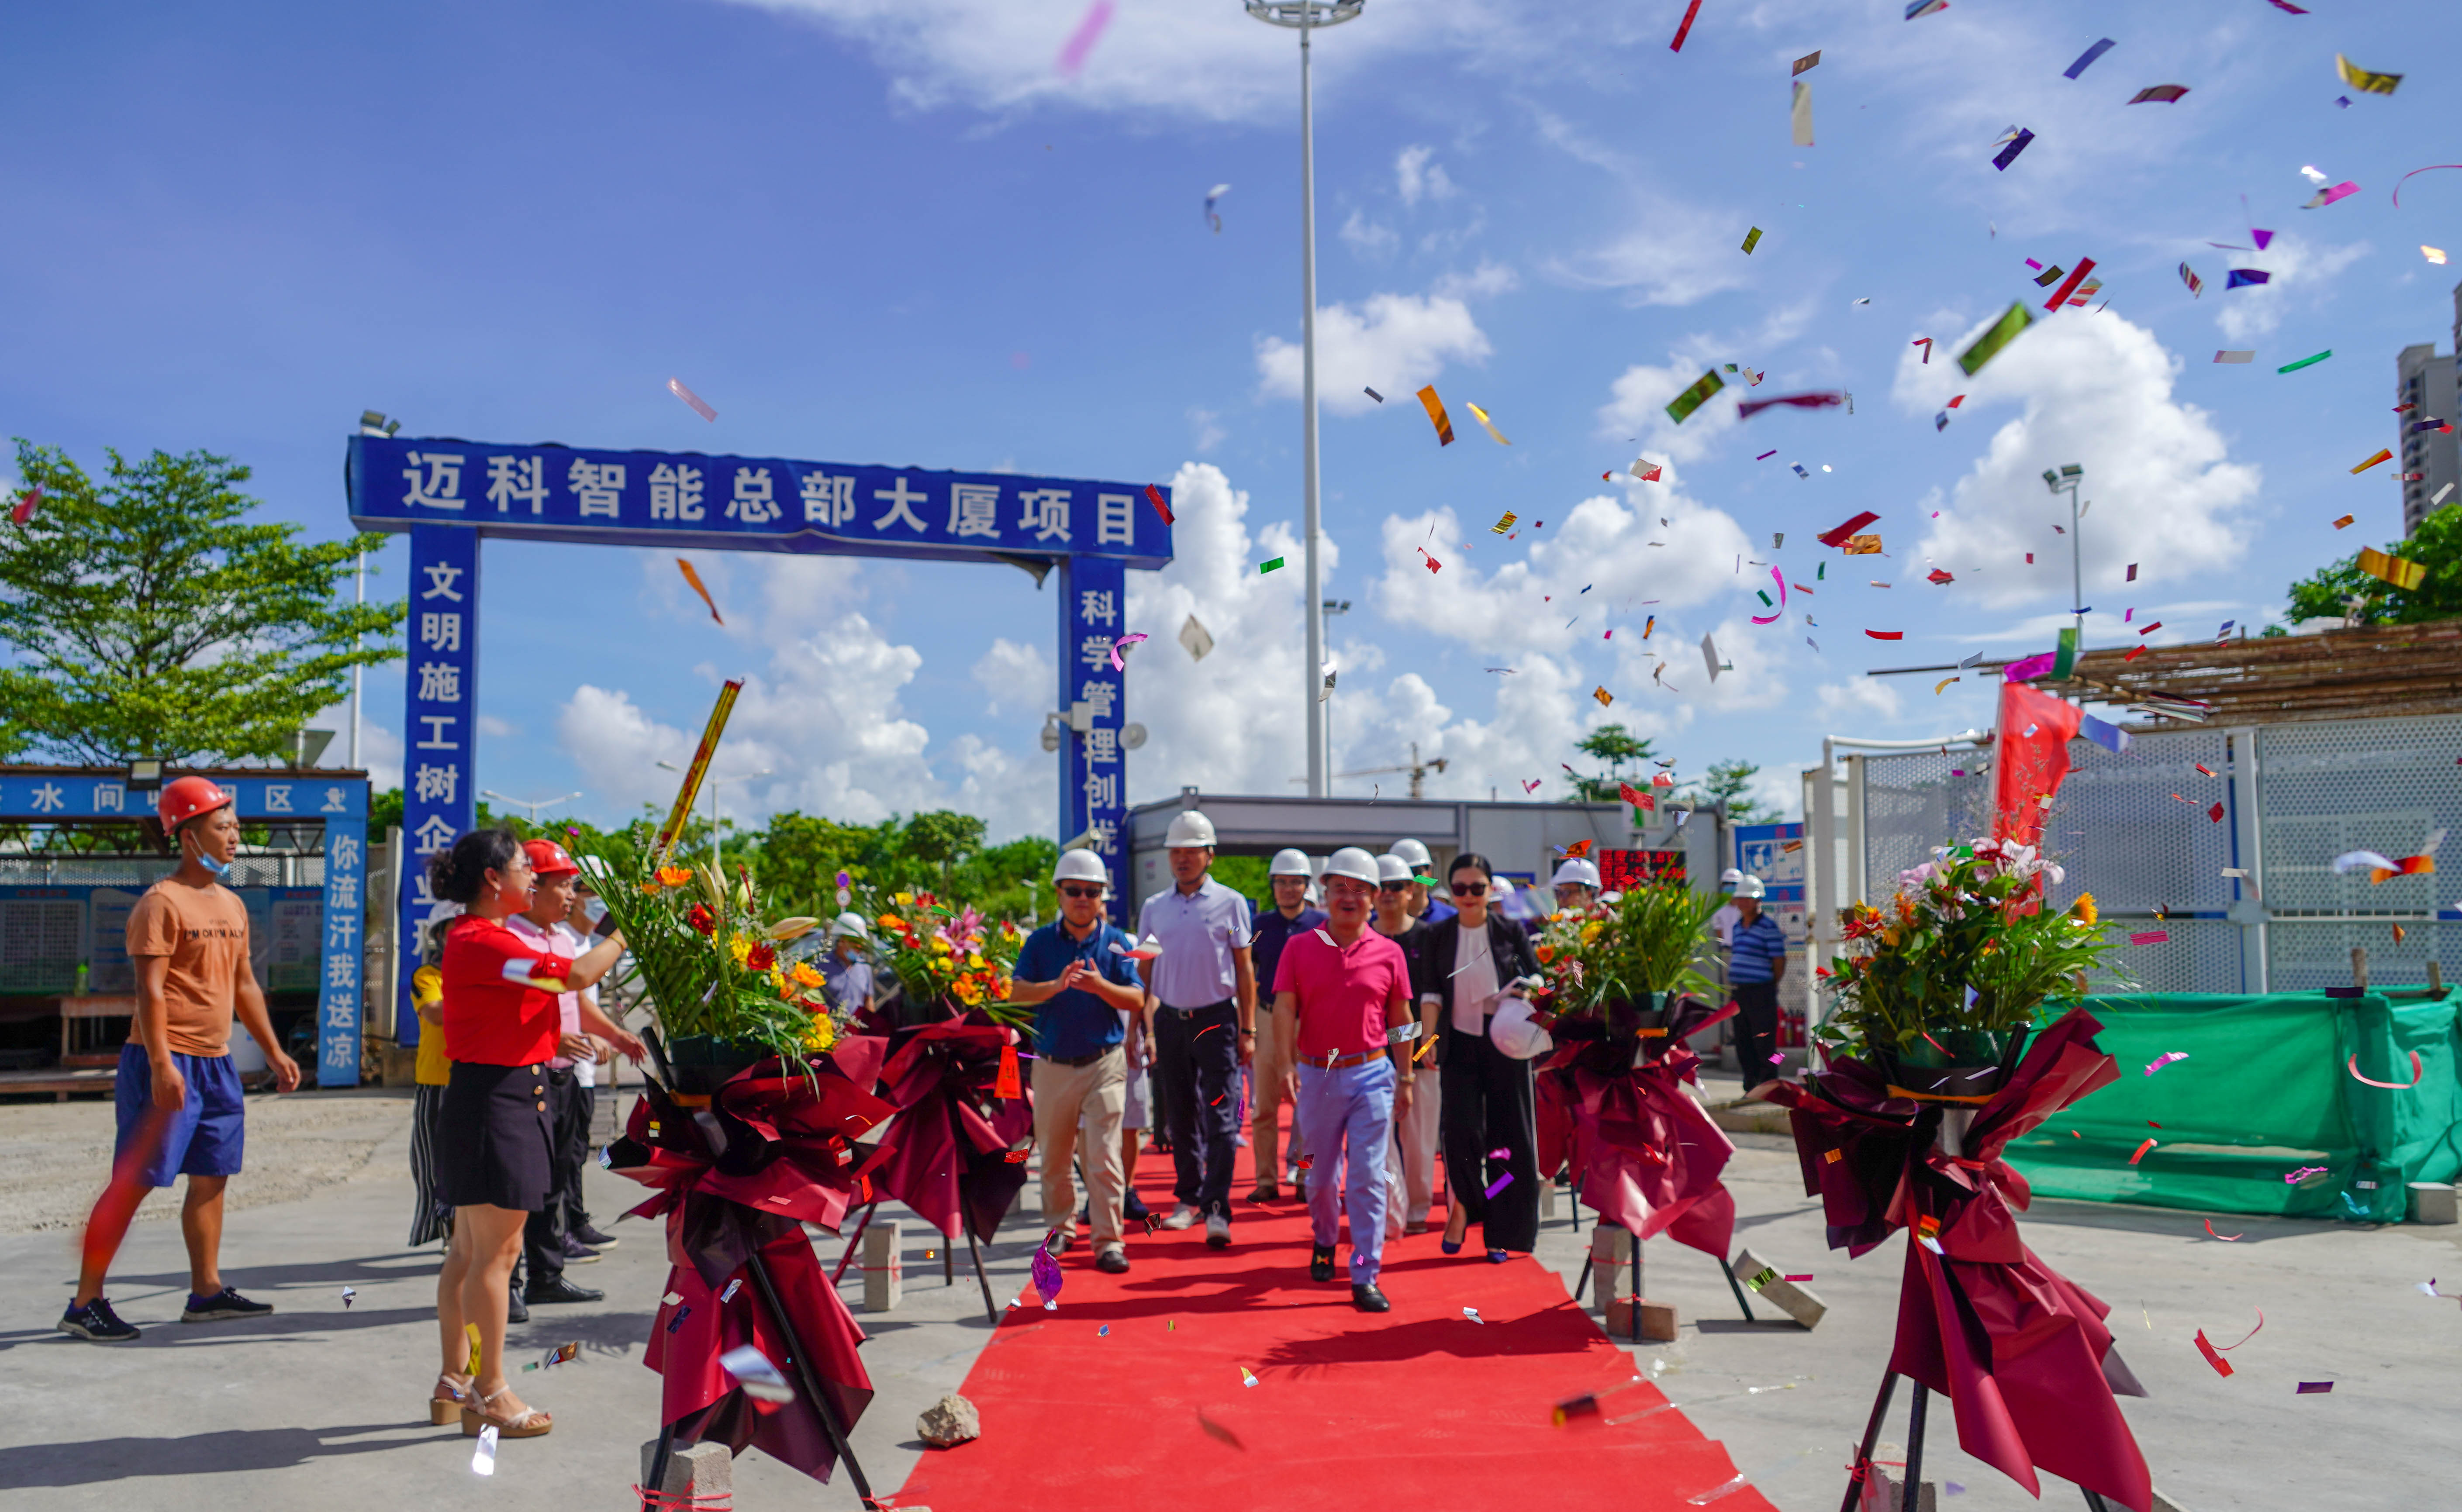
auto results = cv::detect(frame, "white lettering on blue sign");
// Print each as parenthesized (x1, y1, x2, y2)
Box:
(727, 467, 781, 525)
(404, 453, 466, 510)
(570, 458, 625, 519)
(801, 473, 855, 527)
(486, 455, 548, 515)
(874, 477, 929, 534)
(649, 463, 705, 522)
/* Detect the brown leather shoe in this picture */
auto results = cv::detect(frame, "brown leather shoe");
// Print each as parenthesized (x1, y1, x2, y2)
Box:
(1247, 1185, 1281, 1202)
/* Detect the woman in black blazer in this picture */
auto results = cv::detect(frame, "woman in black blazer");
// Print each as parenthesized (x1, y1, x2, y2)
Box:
(1412, 852, 1544, 1261)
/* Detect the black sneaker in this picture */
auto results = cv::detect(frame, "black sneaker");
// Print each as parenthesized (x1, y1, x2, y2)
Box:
(182, 1287, 275, 1323)
(1351, 1283, 1392, 1313)
(58, 1297, 140, 1342)
(1310, 1244, 1336, 1283)
(571, 1223, 618, 1250)
(1122, 1192, 1153, 1222)
(506, 1292, 530, 1325)
(524, 1274, 604, 1305)
(560, 1237, 601, 1264)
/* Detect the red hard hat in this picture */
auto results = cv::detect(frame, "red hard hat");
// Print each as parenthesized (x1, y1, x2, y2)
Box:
(523, 838, 580, 877)
(159, 775, 234, 830)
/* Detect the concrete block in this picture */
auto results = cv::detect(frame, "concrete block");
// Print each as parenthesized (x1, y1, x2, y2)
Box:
(1731, 1245, 1828, 1329)
(1859, 1463, 1935, 1512)
(638, 1438, 732, 1502)
(1605, 1296, 1679, 1343)
(2407, 1182, 2457, 1225)
(1589, 1223, 1636, 1306)
(862, 1218, 905, 1312)
(2148, 1486, 2194, 1512)
(1540, 1178, 1558, 1220)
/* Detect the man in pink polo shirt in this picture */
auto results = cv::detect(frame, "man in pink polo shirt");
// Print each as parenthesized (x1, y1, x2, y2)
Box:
(1271, 846, 1418, 1313)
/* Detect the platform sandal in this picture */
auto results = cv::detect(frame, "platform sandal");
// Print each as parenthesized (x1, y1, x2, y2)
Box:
(461, 1385, 553, 1439)
(429, 1371, 474, 1425)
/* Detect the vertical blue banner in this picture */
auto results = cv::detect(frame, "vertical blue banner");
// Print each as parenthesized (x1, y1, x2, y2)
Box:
(397, 523, 480, 1043)
(317, 813, 366, 1087)
(1058, 556, 1129, 924)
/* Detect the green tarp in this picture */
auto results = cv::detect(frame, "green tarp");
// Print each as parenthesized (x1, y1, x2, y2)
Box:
(2004, 989, 2462, 1223)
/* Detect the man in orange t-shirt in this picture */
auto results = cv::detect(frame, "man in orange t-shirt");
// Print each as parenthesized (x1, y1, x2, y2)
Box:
(61, 777, 300, 1343)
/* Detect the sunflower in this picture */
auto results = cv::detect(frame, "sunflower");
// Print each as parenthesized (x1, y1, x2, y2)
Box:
(2070, 892, 2099, 927)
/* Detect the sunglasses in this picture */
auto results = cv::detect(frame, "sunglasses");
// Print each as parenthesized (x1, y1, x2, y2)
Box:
(1058, 884, 1104, 900)
(1450, 880, 1488, 896)
(1378, 880, 1409, 892)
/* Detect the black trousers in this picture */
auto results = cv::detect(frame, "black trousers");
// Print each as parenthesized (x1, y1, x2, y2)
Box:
(1439, 1030, 1540, 1254)
(1735, 980, 1782, 1091)
(521, 1067, 582, 1278)
(1154, 1001, 1240, 1223)
(558, 1081, 595, 1233)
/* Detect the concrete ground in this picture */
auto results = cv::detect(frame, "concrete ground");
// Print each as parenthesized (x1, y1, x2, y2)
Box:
(1, 1079, 2454, 1511)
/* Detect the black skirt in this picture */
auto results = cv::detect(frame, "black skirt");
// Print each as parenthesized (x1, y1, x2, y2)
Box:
(435, 1060, 556, 1212)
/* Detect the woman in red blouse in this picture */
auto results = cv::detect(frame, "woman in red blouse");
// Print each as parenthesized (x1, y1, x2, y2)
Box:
(426, 829, 638, 1441)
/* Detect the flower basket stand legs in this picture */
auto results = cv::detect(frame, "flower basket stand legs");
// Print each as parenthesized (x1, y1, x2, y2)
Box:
(1840, 1369, 2124, 1512)
(1571, 1223, 1758, 1330)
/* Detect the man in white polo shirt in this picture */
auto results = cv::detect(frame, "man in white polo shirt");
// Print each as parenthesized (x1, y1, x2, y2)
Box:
(1136, 809, 1255, 1249)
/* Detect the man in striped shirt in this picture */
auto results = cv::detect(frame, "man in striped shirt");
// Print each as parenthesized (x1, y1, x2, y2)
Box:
(1726, 876, 1789, 1091)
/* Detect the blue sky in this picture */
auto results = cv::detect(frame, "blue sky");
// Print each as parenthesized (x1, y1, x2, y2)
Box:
(2, 0, 2448, 838)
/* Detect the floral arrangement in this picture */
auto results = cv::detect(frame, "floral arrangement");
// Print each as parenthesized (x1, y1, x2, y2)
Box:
(1821, 837, 2122, 1061)
(872, 889, 1027, 1025)
(577, 846, 847, 1063)
(1533, 878, 1722, 1018)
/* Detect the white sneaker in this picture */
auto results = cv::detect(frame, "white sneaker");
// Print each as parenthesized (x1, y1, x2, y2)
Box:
(1205, 1214, 1231, 1249)
(1161, 1204, 1199, 1230)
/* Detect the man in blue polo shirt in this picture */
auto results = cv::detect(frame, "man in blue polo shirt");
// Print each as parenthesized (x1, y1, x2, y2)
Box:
(1726, 875, 1789, 1091)
(1245, 848, 1325, 1201)
(1011, 849, 1147, 1274)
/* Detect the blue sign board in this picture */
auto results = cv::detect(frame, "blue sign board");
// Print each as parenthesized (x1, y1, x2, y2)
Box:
(395, 523, 479, 1048)
(347, 435, 1174, 568)
(1059, 557, 1129, 916)
(0, 774, 365, 823)
(1733, 822, 1807, 906)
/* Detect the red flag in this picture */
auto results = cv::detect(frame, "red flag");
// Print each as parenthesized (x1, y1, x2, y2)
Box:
(1992, 682, 2083, 850)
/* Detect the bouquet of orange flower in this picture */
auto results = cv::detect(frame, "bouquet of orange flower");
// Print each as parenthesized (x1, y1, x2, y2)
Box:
(871, 889, 1027, 1026)
(576, 844, 847, 1073)
(1533, 878, 1720, 1019)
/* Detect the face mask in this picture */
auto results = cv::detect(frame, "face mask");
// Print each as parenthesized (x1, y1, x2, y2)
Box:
(198, 851, 232, 879)
(584, 897, 608, 924)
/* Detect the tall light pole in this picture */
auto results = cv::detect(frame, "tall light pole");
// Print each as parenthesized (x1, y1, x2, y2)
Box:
(1248, 0, 1364, 799)
(2041, 464, 2086, 637)
(1320, 597, 1350, 780)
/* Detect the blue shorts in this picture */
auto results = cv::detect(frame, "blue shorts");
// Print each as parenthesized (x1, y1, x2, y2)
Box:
(115, 1044, 246, 1187)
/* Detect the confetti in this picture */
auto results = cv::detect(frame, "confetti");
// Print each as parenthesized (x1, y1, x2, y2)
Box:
(2205, 1219, 2242, 1241)
(2144, 1051, 2189, 1075)
(472, 1424, 498, 1475)
(2129, 1137, 2156, 1165)
(667, 377, 717, 421)
(1484, 1172, 1514, 1199)
(1991, 129, 2034, 171)
(677, 558, 724, 624)
(2296, 1381, 2335, 1394)
(1055, 0, 1115, 75)
(2178, 262, 2203, 297)
(2334, 54, 2400, 95)
(1241, 1365, 1259, 1387)
(1791, 80, 1814, 147)
(719, 1344, 796, 1405)
(10, 487, 40, 525)
(1205, 183, 1230, 234)
(1415, 385, 1455, 445)
(2044, 258, 2096, 310)
(1906, 0, 1948, 17)
(2357, 547, 2427, 590)
(1593, 686, 1613, 707)
(2130, 931, 2170, 945)
(667, 1305, 692, 1333)
(2347, 1050, 2426, 1090)
(2064, 38, 2116, 79)
(721, 1278, 743, 1303)
(1912, 337, 1932, 362)
(1464, 402, 1512, 445)
(1934, 677, 1958, 694)
(1753, 449, 1777, 462)
(1364, 386, 1383, 403)
(2424, 246, 2448, 265)
(1687, 1474, 1751, 1506)
(1865, 630, 1903, 640)
(2214, 350, 2255, 363)
(2331, 514, 2355, 530)
(2225, 269, 2271, 289)
(340, 1287, 356, 1309)
(1665, 369, 1726, 424)
(1668, 0, 1705, 49)
(1737, 390, 1844, 419)
(1463, 1307, 1485, 1324)
(1258, 557, 1284, 574)
(1740, 227, 1763, 254)
(1958, 302, 2034, 375)
(2277, 350, 2332, 374)
(1108, 631, 1149, 671)
(2127, 84, 2190, 104)
(1144, 483, 1175, 525)
(2302, 181, 2360, 209)
(1490, 511, 1517, 534)
(2193, 1310, 2263, 1376)
(1179, 614, 1214, 661)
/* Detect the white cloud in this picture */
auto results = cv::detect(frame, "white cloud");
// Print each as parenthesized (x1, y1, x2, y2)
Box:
(1339, 209, 1398, 259)
(1892, 309, 2262, 606)
(476, 714, 520, 739)
(1255, 291, 1491, 416)
(2212, 234, 2370, 341)
(310, 698, 401, 791)
(1432, 261, 1519, 300)
(1186, 406, 1227, 453)
(1395, 144, 1455, 207)
(1546, 198, 1757, 309)
(970, 637, 1051, 716)
(1817, 678, 1903, 725)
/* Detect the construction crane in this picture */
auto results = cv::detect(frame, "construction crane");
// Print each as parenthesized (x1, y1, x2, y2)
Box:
(1335, 741, 1448, 800)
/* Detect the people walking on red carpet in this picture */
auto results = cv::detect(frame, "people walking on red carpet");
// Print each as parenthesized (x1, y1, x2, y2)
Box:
(425, 828, 639, 1442)
(1271, 846, 1417, 1313)
(1136, 809, 1256, 1249)
(1371, 854, 1440, 1236)
(61, 777, 300, 1344)
(1244, 848, 1323, 1201)
(1416, 852, 1545, 1263)
(1011, 849, 1147, 1274)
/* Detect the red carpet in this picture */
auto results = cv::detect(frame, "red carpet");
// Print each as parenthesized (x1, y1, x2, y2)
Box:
(883, 1119, 1779, 1512)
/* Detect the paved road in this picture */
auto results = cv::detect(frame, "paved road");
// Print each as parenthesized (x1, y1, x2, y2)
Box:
(1, 1087, 2454, 1510)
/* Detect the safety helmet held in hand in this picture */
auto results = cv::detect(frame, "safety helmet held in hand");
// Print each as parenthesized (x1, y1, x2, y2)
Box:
(1551, 858, 1602, 890)
(1268, 847, 1312, 878)
(1163, 810, 1217, 849)
(1054, 849, 1110, 886)
(1323, 847, 1381, 886)
(158, 775, 234, 831)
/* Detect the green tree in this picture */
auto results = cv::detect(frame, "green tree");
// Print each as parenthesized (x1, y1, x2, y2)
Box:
(1569, 723, 1655, 801)
(2285, 504, 2462, 627)
(0, 442, 403, 764)
(1682, 758, 1775, 823)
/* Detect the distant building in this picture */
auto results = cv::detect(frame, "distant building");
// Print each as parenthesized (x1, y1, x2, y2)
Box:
(2396, 280, 2462, 537)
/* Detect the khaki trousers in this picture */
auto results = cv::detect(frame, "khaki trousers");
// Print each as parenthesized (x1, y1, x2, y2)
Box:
(1034, 1047, 1126, 1248)
(1385, 1068, 1443, 1232)
(1248, 1012, 1308, 1182)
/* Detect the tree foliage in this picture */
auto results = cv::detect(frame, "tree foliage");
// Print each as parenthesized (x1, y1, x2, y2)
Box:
(1568, 723, 1655, 801)
(2286, 504, 2462, 627)
(1684, 758, 1775, 823)
(0, 442, 404, 764)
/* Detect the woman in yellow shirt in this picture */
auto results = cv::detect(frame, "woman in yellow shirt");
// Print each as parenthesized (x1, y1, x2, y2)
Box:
(408, 918, 453, 1247)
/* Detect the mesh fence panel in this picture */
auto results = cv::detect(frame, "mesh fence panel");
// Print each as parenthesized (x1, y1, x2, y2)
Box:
(2258, 716, 2462, 916)
(1858, 749, 1994, 900)
(2267, 919, 2456, 991)
(2039, 727, 2234, 916)
(2089, 918, 2244, 994)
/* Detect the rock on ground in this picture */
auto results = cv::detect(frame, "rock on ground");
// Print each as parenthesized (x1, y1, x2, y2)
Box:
(917, 1391, 980, 1447)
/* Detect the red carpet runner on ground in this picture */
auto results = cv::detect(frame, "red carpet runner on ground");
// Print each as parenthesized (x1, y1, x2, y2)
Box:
(882, 1117, 1778, 1512)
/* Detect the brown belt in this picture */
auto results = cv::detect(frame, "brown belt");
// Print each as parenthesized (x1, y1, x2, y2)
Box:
(1308, 1049, 1385, 1070)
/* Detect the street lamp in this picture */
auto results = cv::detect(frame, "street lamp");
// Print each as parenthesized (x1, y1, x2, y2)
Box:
(2042, 463, 2085, 636)
(656, 761, 771, 871)
(480, 789, 582, 824)
(1247, 0, 1365, 799)
(1320, 598, 1350, 780)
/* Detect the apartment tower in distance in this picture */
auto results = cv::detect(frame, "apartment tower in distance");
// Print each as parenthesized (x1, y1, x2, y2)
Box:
(2394, 279, 2462, 537)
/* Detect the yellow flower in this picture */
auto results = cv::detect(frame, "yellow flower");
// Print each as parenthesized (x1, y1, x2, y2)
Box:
(802, 1016, 838, 1052)
(2070, 892, 2099, 926)
(930, 937, 952, 954)
(894, 892, 914, 907)
(1580, 921, 1603, 944)
(727, 934, 753, 966)
(791, 961, 825, 989)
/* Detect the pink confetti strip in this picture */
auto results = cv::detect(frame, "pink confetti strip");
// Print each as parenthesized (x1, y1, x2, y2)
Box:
(1108, 631, 1149, 671)
(1054, 0, 1115, 76)
(2130, 930, 2170, 944)
(2346, 1050, 2425, 1090)
(667, 377, 717, 422)
(2144, 1051, 2189, 1075)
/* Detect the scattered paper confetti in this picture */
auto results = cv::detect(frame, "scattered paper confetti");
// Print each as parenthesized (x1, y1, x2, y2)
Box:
(1465, 402, 1512, 445)
(2424, 246, 2449, 265)
(1668, 0, 1705, 51)
(677, 558, 724, 624)
(1462, 1307, 1485, 1324)
(1205, 183, 1230, 233)
(2296, 1381, 2335, 1394)
(2334, 54, 2400, 95)
(1592, 686, 1613, 707)
(1258, 557, 1284, 574)
(719, 1344, 796, 1404)
(2215, 350, 2255, 363)
(1144, 483, 1174, 525)
(1364, 386, 1383, 403)
(1958, 301, 2034, 375)
(472, 1424, 498, 1475)
(2303, 181, 2360, 209)
(1737, 390, 1844, 420)
(1055, 0, 1115, 75)
(9, 487, 40, 525)
(2130, 930, 2170, 945)
(2347, 1050, 2426, 1090)
(2357, 547, 2427, 590)
(2145, 1051, 2189, 1075)
(1179, 614, 1214, 661)
(1415, 385, 1455, 445)
(2178, 262, 2203, 297)
(1992, 129, 2034, 171)
(667, 377, 717, 421)
(1108, 631, 1149, 671)
(2128, 84, 2190, 104)
(2129, 1137, 2156, 1165)
(2205, 1219, 2242, 1241)
(2064, 38, 2116, 79)
(1665, 369, 1727, 424)
(1740, 226, 1763, 254)
(2278, 350, 2332, 374)
(1790, 80, 1814, 146)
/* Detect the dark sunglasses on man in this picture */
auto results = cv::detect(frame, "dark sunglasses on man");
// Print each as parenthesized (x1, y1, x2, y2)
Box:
(1450, 880, 1488, 896)
(1059, 884, 1104, 900)
(1378, 880, 1409, 892)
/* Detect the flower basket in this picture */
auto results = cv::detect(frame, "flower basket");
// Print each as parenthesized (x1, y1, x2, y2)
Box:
(1877, 1026, 2030, 1102)
(1534, 879, 1719, 1027)
(869, 892, 1029, 1031)
(666, 1033, 773, 1097)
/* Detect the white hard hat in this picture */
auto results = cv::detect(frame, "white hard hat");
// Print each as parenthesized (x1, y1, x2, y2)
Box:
(1390, 837, 1434, 871)
(1552, 858, 1602, 889)
(1269, 847, 1312, 878)
(1734, 875, 1766, 899)
(1164, 810, 1217, 849)
(1490, 876, 1516, 902)
(1054, 849, 1109, 885)
(1324, 846, 1381, 886)
(830, 910, 870, 940)
(1375, 854, 1412, 885)
(1720, 867, 1744, 885)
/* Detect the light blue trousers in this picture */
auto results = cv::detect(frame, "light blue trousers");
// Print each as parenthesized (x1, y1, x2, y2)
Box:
(1296, 1057, 1396, 1285)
